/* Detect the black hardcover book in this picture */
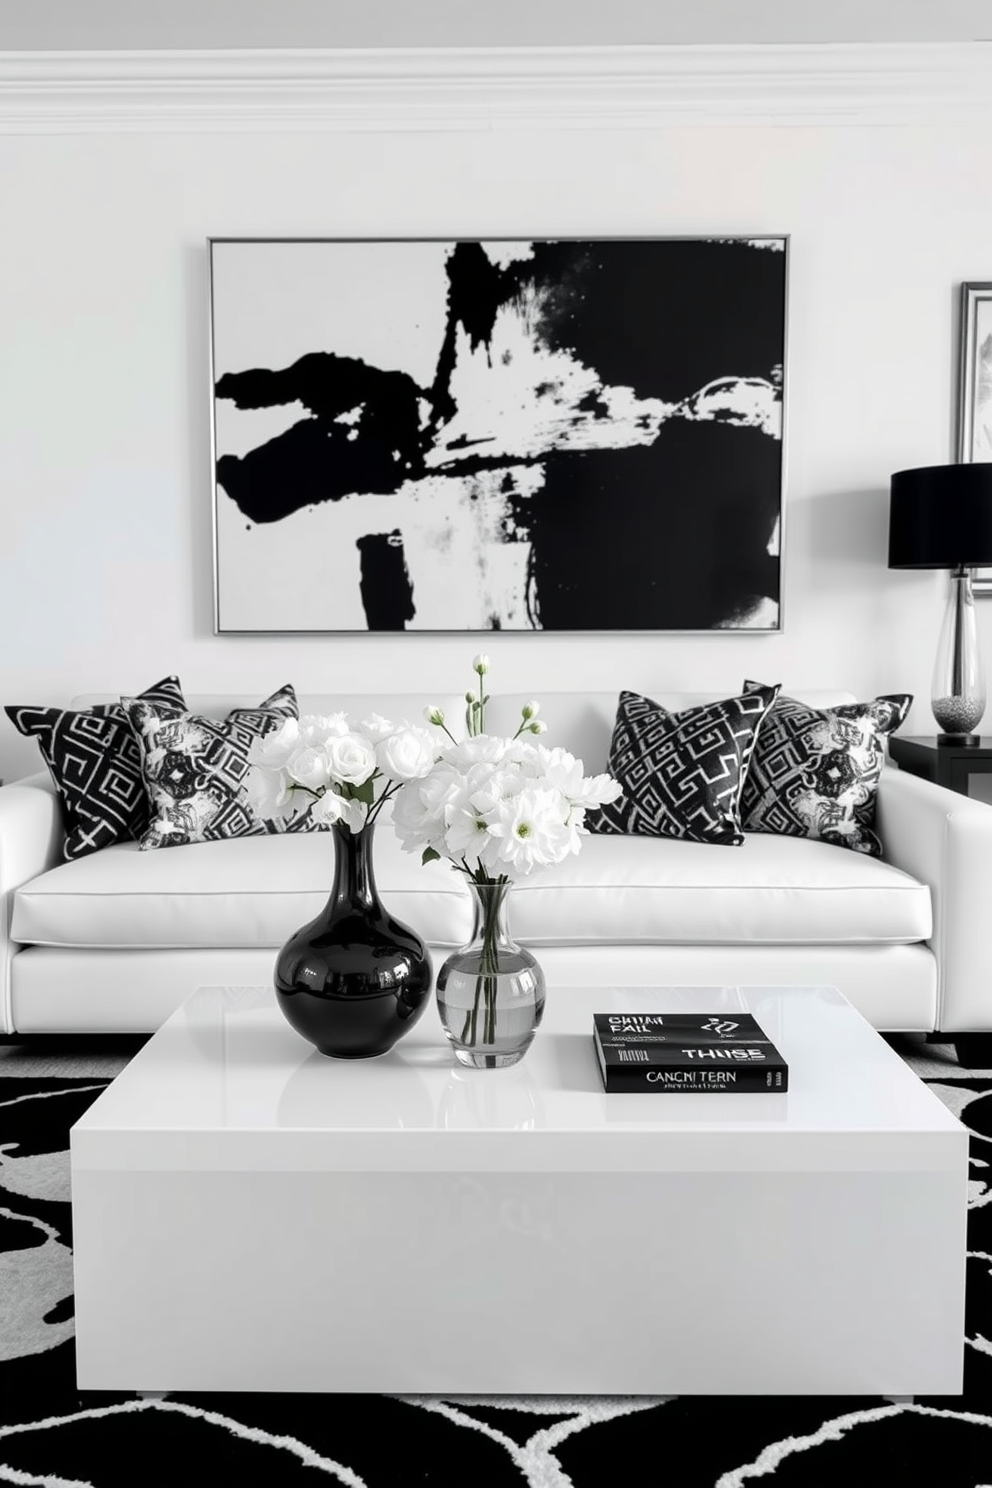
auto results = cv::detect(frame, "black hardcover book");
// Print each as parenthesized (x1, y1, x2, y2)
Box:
(593, 1012, 788, 1093)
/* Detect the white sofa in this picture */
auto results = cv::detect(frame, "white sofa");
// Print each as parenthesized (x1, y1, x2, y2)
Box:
(2, 688, 991, 1061)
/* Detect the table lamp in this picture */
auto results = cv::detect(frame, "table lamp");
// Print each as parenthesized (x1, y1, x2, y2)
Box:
(889, 464, 992, 743)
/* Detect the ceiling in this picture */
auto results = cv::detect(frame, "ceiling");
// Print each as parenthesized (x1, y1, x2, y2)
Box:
(1, 0, 991, 50)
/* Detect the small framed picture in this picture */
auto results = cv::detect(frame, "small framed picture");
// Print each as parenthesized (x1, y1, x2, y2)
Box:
(958, 282, 992, 592)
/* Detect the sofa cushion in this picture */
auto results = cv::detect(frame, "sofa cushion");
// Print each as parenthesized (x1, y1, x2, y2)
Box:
(586, 686, 779, 845)
(741, 685, 913, 856)
(12, 827, 930, 952)
(123, 684, 326, 849)
(5, 675, 186, 861)
(513, 833, 931, 946)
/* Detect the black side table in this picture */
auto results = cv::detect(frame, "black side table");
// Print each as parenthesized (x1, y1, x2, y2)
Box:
(888, 735, 992, 797)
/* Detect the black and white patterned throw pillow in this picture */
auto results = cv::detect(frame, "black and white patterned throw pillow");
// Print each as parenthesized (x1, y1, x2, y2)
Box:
(123, 683, 319, 849)
(740, 683, 912, 856)
(586, 685, 780, 846)
(5, 676, 187, 860)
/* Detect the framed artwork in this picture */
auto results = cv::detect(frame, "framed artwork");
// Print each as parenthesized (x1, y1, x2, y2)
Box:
(209, 237, 788, 633)
(958, 282, 992, 594)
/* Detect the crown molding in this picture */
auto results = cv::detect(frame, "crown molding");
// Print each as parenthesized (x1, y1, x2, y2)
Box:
(1, 42, 991, 133)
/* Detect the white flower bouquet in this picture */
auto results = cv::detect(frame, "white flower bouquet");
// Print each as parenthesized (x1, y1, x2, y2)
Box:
(394, 657, 622, 1066)
(245, 712, 437, 833)
(396, 661, 621, 880)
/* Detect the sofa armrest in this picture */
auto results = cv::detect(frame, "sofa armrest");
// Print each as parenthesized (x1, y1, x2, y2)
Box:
(0, 773, 63, 1033)
(876, 764, 992, 1033)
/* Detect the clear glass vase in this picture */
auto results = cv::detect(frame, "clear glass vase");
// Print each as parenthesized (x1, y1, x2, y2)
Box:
(436, 880, 546, 1070)
(931, 567, 986, 740)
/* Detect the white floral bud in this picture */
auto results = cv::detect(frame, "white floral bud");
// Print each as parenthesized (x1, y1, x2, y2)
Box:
(529, 720, 548, 734)
(521, 700, 541, 721)
(465, 691, 476, 705)
(424, 705, 445, 726)
(472, 654, 490, 675)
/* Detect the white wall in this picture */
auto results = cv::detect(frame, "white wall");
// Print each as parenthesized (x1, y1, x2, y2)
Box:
(0, 118, 987, 780)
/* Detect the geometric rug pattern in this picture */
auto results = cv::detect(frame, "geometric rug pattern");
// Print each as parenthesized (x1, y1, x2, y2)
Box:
(1, 1042, 991, 1485)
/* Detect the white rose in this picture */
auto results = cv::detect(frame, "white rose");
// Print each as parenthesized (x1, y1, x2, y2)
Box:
(473, 654, 490, 675)
(391, 779, 438, 853)
(310, 791, 365, 832)
(286, 746, 332, 791)
(391, 766, 463, 855)
(325, 732, 377, 787)
(360, 713, 398, 742)
(376, 727, 437, 784)
(243, 765, 296, 820)
(247, 717, 300, 768)
(300, 713, 350, 746)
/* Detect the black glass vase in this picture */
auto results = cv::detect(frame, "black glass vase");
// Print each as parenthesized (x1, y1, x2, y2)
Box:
(274, 819, 432, 1058)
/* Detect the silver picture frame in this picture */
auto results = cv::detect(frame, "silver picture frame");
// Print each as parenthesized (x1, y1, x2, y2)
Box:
(957, 281, 992, 594)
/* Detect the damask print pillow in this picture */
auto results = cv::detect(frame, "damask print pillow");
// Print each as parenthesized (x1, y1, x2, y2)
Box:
(740, 684, 912, 856)
(585, 685, 780, 846)
(122, 684, 321, 849)
(5, 676, 187, 860)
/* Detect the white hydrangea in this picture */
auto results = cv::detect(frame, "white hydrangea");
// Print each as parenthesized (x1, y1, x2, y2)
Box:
(391, 727, 622, 884)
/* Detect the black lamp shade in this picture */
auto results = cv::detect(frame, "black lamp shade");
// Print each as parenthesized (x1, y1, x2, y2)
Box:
(889, 464, 992, 569)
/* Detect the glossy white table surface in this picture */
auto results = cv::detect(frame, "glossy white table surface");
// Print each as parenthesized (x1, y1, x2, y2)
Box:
(72, 982, 959, 1159)
(71, 983, 968, 1395)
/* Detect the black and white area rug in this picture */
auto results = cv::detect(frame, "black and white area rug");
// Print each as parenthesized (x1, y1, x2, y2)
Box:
(2, 1037, 992, 1486)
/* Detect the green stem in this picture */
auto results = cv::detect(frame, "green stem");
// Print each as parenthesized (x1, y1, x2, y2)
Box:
(477, 880, 505, 1047)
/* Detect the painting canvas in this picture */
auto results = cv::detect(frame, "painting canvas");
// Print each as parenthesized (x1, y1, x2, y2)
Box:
(210, 237, 787, 632)
(958, 282, 992, 594)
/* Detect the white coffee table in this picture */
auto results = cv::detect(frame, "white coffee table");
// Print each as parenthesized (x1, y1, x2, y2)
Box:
(71, 983, 967, 1395)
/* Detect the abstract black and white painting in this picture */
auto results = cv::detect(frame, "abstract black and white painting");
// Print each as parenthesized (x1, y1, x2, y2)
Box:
(210, 237, 787, 632)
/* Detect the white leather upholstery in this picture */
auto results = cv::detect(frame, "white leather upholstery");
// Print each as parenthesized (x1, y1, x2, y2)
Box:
(2, 688, 985, 1037)
(0, 773, 62, 1033)
(877, 767, 992, 1033)
(12, 824, 930, 952)
(513, 832, 930, 945)
(13, 831, 472, 951)
(10, 943, 937, 1035)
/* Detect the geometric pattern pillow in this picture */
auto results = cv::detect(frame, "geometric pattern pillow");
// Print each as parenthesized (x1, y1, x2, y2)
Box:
(740, 683, 913, 857)
(122, 683, 321, 849)
(585, 685, 780, 846)
(4, 675, 186, 861)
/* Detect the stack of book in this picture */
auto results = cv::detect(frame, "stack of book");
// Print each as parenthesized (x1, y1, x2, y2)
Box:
(593, 1011, 788, 1093)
